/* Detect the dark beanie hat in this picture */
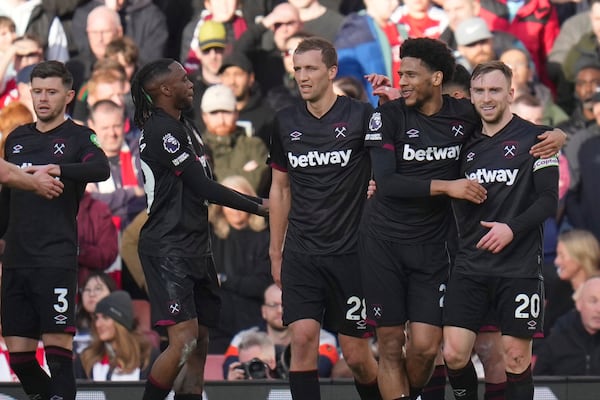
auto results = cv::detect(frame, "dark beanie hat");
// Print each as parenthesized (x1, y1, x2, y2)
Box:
(95, 290, 134, 331)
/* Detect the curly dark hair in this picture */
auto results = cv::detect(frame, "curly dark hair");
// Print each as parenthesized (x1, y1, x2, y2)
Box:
(399, 38, 455, 84)
(130, 58, 175, 129)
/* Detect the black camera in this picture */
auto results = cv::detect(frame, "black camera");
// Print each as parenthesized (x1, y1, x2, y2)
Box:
(235, 358, 269, 379)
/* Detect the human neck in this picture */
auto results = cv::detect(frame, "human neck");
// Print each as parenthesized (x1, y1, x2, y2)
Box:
(202, 69, 221, 85)
(306, 89, 337, 119)
(36, 115, 66, 133)
(299, 2, 326, 22)
(481, 113, 513, 137)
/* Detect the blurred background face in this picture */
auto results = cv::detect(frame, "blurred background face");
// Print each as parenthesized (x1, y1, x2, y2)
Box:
(0, 26, 16, 52)
(82, 277, 112, 314)
(500, 49, 531, 93)
(591, 2, 600, 41)
(459, 38, 494, 67)
(577, 279, 600, 334)
(13, 38, 43, 71)
(365, 0, 399, 24)
(94, 313, 117, 342)
(444, 0, 478, 31)
(90, 108, 125, 157)
(575, 68, 600, 105)
(87, 12, 121, 59)
(272, 5, 302, 51)
(202, 110, 237, 136)
(511, 103, 544, 125)
(206, 0, 238, 22)
(220, 66, 252, 100)
(222, 182, 251, 229)
(555, 241, 582, 282)
(282, 37, 304, 75)
(88, 81, 126, 107)
(104, 0, 127, 11)
(199, 47, 225, 76)
(262, 286, 284, 331)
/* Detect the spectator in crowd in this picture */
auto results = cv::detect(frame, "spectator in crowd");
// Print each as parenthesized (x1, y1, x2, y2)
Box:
(208, 175, 271, 353)
(181, 0, 248, 72)
(391, 0, 448, 39)
(333, 76, 368, 102)
(0, 0, 69, 62)
(73, 0, 167, 66)
(200, 84, 270, 194)
(500, 48, 568, 127)
(555, 230, 600, 300)
(14, 64, 36, 115)
(86, 100, 145, 231)
(0, 101, 33, 157)
(0, 16, 17, 91)
(68, 5, 123, 93)
(75, 290, 159, 380)
(563, 0, 600, 85)
(104, 35, 139, 82)
(187, 21, 227, 129)
(0, 35, 44, 108)
(440, 0, 525, 57)
(265, 31, 310, 112)
(557, 61, 600, 138)
(226, 331, 281, 380)
(478, 0, 559, 90)
(234, 2, 303, 95)
(454, 17, 495, 72)
(288, 0, 344, 42)
(335, 0, 406, 105)
(76, 191, 119, 287)
(74, 272, 118, 354)
(218, 52, 276, 147)
(534, 276, 600, 375)
(223, 284, 339, 379)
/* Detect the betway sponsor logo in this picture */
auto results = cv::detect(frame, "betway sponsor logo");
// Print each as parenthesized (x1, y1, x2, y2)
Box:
(402, 144, 461, 161)
(287, 150, 352, 168)
(466, 168, 518, 186)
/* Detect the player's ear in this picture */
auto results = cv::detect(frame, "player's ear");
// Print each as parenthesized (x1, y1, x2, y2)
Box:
(432, 71, 443, 87)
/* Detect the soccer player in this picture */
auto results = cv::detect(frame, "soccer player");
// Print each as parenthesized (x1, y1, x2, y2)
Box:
(0, 60, 110, 400)
(269, 37, 381, 400)
(361, 38, 562, 400)
(130, 58, 268, 400)
(442, 61, 558, 400)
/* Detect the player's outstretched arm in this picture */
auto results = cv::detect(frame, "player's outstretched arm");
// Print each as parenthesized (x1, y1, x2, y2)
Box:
(1, 160, 63, 199)
(180, 163, 268, 217)
(530, 128, 566, 159)
(269, 169, 290, 288)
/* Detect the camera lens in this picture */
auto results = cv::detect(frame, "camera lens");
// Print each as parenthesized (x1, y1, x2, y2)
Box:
(247, 358, 268, 379)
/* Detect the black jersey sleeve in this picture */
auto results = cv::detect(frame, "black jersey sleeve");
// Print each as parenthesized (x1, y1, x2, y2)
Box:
(370, 147, 432, 198)
(506, 156, 559, 236)
(180, 163, 266, 216)
(268, 117, 287, 172)
(60, 128, 110, 182)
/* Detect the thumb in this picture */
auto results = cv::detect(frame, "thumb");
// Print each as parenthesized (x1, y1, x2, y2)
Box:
(480, 221, 493, 228)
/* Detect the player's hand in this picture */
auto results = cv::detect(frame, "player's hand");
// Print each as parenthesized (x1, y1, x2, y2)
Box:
(445, 179, 487, 203)
(24, 163, 61, 177)
(227, 362, 246, 380)
(365, 73, 391, 89)
(270, 252, 283, 288)
(530, 129, 566, 159)
(477, 221, 514, 254)
(32, 166, 64, 199)
(257, 204, 269, 217)
(366, 179, 377, 199)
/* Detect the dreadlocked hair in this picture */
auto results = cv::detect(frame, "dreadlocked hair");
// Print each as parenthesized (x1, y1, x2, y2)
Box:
(131, 58, 175, 129)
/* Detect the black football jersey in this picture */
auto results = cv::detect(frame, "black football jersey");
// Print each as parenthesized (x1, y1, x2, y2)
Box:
(138, 109, 214, 258)
(453, 116, 559, 278)
(270, 96, 373, 254)
(2, 120, 108, 270)
(363, 95, 479, 243)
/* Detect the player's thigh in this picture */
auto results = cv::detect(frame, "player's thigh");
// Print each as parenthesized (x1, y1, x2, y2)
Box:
(495, 277, 544, 339)
(1, 269, 38, 338)
(141, 254, 220, 327)
(281, 250, 327, 326)
(359, 233, 408, 327)
(322, 252, 371, 337)
(406, 242, 450, 326)
(443, 272, 490, 333)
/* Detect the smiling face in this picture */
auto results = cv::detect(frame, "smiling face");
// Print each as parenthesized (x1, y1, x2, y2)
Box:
(577, 278, 600, 335)
(555, 241, 583, 282)
(94, 313, 117, 342)
(470, 69, 514, 125)
(398, 56, 440, 110)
